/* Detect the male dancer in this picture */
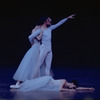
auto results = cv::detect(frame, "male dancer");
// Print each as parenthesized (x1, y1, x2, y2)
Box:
(28, 14, 76, 77)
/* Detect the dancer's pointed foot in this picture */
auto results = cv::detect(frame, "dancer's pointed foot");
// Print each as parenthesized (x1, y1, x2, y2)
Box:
(10, 84, 20, 89)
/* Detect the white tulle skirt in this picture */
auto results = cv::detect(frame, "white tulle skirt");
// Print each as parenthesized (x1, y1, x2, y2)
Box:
(18, 76, 60, 91)
(13, 44, 45, 82)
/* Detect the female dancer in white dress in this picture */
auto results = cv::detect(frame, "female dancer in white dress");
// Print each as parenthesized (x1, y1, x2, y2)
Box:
(10, 24, 47, 88)
(18, 76, 95, 92)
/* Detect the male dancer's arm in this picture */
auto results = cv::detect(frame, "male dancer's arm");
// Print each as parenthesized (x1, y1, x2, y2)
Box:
(50, 14, 75, 30)
(50, 18, 68, 30)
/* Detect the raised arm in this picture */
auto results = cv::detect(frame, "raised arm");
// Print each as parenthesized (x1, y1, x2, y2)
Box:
(28, 29, 41, 44)
(50, 18, 68, 30)
(50, 14, 76, 30)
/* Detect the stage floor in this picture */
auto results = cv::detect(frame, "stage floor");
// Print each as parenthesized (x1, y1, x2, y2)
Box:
(0, 66, 100, 100)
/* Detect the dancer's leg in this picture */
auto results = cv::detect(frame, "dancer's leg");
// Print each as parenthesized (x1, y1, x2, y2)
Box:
(45, 51, 52, 75)
(16, 80, 21, 85)
(34, 45, 49, 77)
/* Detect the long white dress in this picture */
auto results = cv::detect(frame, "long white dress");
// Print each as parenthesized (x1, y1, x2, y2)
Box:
(13, 39, 41, 81)
(18, 76, 61, 91)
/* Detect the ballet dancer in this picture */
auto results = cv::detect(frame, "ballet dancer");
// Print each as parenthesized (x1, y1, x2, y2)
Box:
(28, 14, 76, 77)
(18, 76, 95, 92)
(10, 23, 45, 89)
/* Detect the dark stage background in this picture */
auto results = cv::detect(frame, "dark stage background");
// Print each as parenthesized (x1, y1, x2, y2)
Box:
(0, 1, 100, 68)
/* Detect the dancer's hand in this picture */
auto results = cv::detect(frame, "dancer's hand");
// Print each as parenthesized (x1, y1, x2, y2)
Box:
(67, 14, 76, 19)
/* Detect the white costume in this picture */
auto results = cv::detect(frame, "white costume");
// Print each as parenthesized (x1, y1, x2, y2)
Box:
(28, 18, 68, 77)
(18, 76, 61, 91)
(13, 38, 53, 82)
(13, 39, 41, 81)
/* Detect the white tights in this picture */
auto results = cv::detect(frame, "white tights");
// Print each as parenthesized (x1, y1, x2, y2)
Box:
(35, 44, 52, 77)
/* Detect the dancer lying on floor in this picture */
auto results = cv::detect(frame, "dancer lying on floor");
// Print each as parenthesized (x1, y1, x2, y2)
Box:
(17, 76, 95, 92)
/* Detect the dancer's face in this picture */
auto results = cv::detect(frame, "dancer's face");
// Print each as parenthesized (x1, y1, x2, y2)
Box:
(45, 17, 52, 27)
(66, 83, 76, 89)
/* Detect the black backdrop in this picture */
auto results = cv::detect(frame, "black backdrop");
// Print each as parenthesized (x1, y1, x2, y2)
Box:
(0, 1, 100, 68)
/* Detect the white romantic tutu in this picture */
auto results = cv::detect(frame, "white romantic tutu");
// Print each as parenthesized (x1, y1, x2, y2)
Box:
(18, 76, 60, 91)
(13, 43, 41, 81)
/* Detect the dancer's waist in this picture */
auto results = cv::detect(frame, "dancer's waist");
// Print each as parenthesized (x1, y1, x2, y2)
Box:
(42, 42, 51, 45)
(41, 43, 52, 51)
(32, 43, 40, 47)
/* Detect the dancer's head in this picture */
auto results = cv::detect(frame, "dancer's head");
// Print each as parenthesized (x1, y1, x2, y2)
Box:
(64, 80, 78, 89)
(71, 80, 79, 88)
(37, 16, 47, 26)
(37, 16, 52, 27)
(45, 17, 52, 27)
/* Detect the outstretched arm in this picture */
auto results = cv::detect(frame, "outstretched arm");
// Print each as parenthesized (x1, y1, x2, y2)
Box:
(76, 87, 95, 92)
(60, 87, 95, 92)
(50, 14, 76, 30)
